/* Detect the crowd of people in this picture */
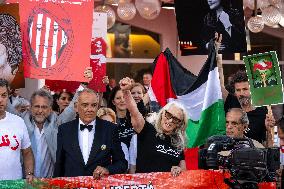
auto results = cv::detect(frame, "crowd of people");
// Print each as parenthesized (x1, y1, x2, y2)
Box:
(0, 38, 283, 187)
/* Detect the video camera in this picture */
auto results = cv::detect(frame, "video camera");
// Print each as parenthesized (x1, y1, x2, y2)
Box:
(199, 135, 280, 189)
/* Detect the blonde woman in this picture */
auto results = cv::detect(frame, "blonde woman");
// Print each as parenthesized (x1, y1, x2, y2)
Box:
(120, 77, 187, 176)
(97, 107, 116, 124)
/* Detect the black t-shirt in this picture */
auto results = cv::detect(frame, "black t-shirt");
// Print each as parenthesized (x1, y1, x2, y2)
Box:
(225, 94, 267, 143)
(117, 117, 135, 148)
(224, 93, 241, 113)
(136, 122, 184, 173)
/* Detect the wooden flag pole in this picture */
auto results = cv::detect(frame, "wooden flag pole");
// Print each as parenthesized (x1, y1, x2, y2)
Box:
(260, 73, 274, 144)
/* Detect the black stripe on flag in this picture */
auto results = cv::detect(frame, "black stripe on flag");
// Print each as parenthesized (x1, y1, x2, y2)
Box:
(162, 39, 218, 96)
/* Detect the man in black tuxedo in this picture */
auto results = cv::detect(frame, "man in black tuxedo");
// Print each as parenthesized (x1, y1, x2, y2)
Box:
(54, 88, 127, 178)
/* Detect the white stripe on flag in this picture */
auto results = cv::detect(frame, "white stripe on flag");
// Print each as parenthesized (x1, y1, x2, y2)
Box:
(177, 67, 222, 121)
(42, 17, 51, 69)
(35, 14, 43, 61)
(51, 21, 59, 66)
(148, 85, 157, 102)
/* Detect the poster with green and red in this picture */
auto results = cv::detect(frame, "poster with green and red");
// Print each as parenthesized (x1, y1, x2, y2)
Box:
(244, 51, 283, 107)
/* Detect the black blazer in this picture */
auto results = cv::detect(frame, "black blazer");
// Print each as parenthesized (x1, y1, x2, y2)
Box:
(53, 117, 128, 177)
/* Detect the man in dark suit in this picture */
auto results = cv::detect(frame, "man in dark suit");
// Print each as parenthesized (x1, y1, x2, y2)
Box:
(54, 88, 127, 178)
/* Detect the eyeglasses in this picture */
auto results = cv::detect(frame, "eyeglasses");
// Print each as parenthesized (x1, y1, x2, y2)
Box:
(164, 110, 183, 125)
(226, 121, 242, 126)
(32, 105, 50, 110)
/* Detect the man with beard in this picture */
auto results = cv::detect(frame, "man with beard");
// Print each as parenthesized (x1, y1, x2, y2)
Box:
(213, 34, 274, 143)
(7, 68, 93, 178)
(221, 70, 275, 143)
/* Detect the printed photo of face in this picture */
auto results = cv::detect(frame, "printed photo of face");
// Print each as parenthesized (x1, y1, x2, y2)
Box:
(207, 0, 221, 10)
(0, 13, 22, 84)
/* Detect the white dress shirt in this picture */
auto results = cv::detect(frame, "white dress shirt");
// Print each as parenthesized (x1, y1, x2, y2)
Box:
(78, 119, 96, 165)
(34, 125, 53, 178)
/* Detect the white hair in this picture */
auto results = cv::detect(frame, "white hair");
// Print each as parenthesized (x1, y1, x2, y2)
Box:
(154, 101, 188, 151)
(12, 97, 30, 108)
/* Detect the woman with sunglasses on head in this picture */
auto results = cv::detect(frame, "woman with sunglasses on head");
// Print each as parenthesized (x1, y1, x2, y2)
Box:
(119, 77, 187, 176)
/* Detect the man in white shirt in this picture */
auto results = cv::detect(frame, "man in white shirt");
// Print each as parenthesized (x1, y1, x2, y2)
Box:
(142, 72, 152, 92)
(6, 67, 93, 178)
(54, 88, 127, 178)
(0, 79, 34, 182)
(26, 89, 57, 178)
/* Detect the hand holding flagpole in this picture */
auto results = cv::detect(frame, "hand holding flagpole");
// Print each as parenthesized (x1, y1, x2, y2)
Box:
(261, 73, 276, 146)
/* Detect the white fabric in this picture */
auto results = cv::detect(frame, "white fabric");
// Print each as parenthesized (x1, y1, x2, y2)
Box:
(78, 119, 95, 165)
(280, 151, 284, 166)
(0, 112, 31, 180)
(34, 126, 53, 178)
(121, 142, 129, 169)
(147, 85, 157, 102)
(177, 67, 222, 121)
(34, 126, 44, 177)
(129, 134, 137, 166)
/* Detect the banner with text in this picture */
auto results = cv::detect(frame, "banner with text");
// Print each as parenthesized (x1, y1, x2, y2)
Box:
(0, 171, 276, 189)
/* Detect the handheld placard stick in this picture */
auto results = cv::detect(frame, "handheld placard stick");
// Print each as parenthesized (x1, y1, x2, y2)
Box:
(260, 73, 275, 141)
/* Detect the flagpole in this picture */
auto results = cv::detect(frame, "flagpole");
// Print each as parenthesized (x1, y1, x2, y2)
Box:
(260, 73, 275, 145)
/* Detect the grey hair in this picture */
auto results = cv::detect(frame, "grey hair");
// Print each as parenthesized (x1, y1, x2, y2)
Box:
(77, 88, 98, 98)
(0, 78, 9, 91)
(227, 108, 249, 125)
(12, 97, 30, 108)
(154, 101, 188, 151)
(30, 89, 53, 107)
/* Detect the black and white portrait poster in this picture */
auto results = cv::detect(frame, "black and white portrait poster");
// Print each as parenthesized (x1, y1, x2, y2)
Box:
(175, 0, 247, 55)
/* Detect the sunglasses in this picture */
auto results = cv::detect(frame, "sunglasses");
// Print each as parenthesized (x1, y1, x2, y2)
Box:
(164, 110, 183, 125)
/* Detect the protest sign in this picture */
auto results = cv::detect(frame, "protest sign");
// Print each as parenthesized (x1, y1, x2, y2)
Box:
(175, 0, 247, 55)
(20, 0, 93, 81)
(88, 12, 107, 92)
(0, 3, 24, 88)
(244, 51, 283, 107)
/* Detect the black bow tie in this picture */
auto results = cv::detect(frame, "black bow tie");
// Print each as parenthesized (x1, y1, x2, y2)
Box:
(80, 124, 93, 132)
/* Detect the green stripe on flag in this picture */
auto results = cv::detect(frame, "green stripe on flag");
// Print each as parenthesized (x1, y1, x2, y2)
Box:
(186, 100, 226, 148)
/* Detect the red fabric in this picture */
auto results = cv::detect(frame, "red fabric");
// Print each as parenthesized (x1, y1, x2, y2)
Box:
(88, 37, 107, 92)
(37, 171, 276, 189)
(151, 53, 177, 106)
(45, 80, 80, 93)
(20, 0, 93, 81)
(253, 61, 272, 72)
(184, 147, 199, 170)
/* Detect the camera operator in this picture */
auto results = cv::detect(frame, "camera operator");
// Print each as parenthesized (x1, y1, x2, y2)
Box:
(217, 108, 263, 157)
(226, 108, 264, 147)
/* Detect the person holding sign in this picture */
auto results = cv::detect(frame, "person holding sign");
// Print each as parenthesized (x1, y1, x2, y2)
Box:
(215, 33, 276, 144)
(119, 77, 186, 176)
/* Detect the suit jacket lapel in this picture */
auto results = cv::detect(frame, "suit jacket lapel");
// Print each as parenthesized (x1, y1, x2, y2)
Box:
(70, 119, 85, 166)
(87, 118, 104, 165)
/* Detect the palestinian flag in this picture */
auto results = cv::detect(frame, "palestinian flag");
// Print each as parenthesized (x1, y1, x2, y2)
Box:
(148, 41, 226, 169)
